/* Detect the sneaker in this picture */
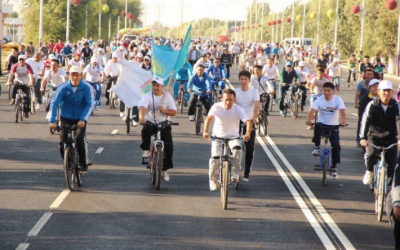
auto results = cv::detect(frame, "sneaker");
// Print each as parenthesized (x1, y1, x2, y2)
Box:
(120, 112, 124, 117)
(311, 148, 320, 156)
(363, 170, 373, 185)
(280, 111, 285, 117)
(162, 171, 170, 182)
(95, 106, 99, 111)
(35, 103, 41, 110)
(80, 165, 88, 173)
(132, 121, 138, 127)
(231, 174, 239, 183)
(10, 99, 15, 105)
(189, 115, 195, 121)
(142, 150, 150, 158)
(24, 112, 29, 118)
(122, 116, 127, 121)
(210, 181, 218, 191)
(243, 173, 250, 182)
(330, 168, 338, 179)
(307, 125, 314, 130)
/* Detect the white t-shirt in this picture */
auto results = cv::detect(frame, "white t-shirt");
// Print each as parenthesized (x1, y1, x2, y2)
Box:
(310, 77, 329, 94)
(25, 59, 44, 78)
(250, 75, 273, 94)
(68, 58, 85, 68)
(235, 88, 259, 119)
(292, 51, 302, 62)
(256, 54, 267, 66)
(83, 64, 104, 83)
(328, 63, 341, 77)
(295, 67, 310, 83)
(208, 103, 249, 138)
(45, 68, 67, 87)
(262, 64, 279, 80)
(311, 95, 346, 125)
(138, 91, 177, 123)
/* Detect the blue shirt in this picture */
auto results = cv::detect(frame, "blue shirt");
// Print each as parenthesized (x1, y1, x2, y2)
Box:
(265, 47, 272, 55)
(176, 62, 193, 81)
(272, 48, 280, 55)
(61, 46, 73, 56)
(188, 73, 211, 97)
(206, 64, 227, 81)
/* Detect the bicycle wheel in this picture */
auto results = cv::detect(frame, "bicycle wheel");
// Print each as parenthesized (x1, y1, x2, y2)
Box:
(291, 96, 298, 119)
(20, 105, 23, 121)
(283, 97, 288, 117)
(15, 106, 19, 123)
(221, 161, 230, 210)
(377, 166, 386, 222)
(322, 154, 328, 186)
(30, 89, 35, 114)
(212, 90, 219, 104)
(126, 108, 131, 134)
(179, 91, 184, 113)
(75, 148, 83, 187)
(195, 106, 202, 135)
(64, 147, 75, 191)
(155, 147, 163, 190)
(269, 94, 274, 112)
(8, 86, 11, 100)
(151, 149, 156, 185)
(263, 112, 268, 136)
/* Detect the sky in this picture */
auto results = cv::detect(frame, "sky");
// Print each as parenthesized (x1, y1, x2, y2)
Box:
(141, 0, 306, 28)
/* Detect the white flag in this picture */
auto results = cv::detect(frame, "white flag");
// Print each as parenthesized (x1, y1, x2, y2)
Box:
(112, 59, 153, 108)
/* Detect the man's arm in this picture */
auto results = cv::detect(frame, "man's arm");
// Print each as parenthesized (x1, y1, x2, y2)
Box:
(203, 115, 214, 139)
(139, 106, 147, 124)
(80, 83, 95, 122)
(306, 108, 316, 125)
(339, 109, 347, 126)
(355, 91, 360, 108)
(359, 101, 374, 144)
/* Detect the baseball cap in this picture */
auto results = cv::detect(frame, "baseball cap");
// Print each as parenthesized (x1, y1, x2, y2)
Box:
(298, 61, 305, 67)
(97, 48, 104, 53)
(119, 45, 125, 50)
(368, 79, 379, 87)
(378, 80, 393, 90)
(74, 51, 82, 56)
(333, 58, 340, 63)
(112, 52, 119, 58)
(91, 57, 99, 63)
(136, 53, 143, 58)
(144, 55, 151, 60)
(69, 66, 82, 73)
(286, 61, 293, 67)
(18, 55, 26, 60)
(152, 76, 164, 85)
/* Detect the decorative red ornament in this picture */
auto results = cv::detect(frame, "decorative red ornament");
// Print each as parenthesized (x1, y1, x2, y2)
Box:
(351, 5, 360, 14)
(132, 15, 137, 20)
(252, 25, 255, 29)
(267, 21, 272, 26)
(387, 0, 397, 10)
(121, 10, 126, 17)
(247, 25, 250, 29)
(127, 12, 133, 19)
(257, 23, 261, 27)
(285, 17, 291, 23)
(71, 0, 81, 6)
(237, 27, 241, 31)
(277, 19, 282, 24)
(272, 20, 276, 25)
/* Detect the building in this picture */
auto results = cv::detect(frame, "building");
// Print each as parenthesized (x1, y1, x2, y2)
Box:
(3, 3, 24, 43)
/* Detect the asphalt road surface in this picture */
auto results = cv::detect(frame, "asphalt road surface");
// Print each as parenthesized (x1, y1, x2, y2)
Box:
(0, 61, 398, 250)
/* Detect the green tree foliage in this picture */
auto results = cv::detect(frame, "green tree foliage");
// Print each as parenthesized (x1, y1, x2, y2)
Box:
(21, 0, 141, 46)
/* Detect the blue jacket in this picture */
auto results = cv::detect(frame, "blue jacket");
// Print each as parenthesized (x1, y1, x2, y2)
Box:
(49, 80, 94, 123)
(265, 47, 271, 55)
(61, 46, 73, 56)
(206, 64, 227, 81)
(188, 73, 211, 97)
(175, 62, 193, 81)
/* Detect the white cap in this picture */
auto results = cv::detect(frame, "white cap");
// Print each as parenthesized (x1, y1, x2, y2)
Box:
(69, 66, 82, 73)
(97, 48, 104, 53)
(112, 52, 119, 58)
(378, 80, 393, 90)
(49, 54, 57, 61)
(368, 79, 379, 87)
(119, 45, 125, 50)
(144, 55, 151, 60)
(333, 58, 340, 63)
(152, 76, 164, 85)
(136, 53, 143, 58)
(18, 55, 26, 60)
(91, 57, 98, 63)
(298, 61, 305, 67)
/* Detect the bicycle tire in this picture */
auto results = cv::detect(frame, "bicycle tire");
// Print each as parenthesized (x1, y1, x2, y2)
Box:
(257, 116, 262, 136)
(283, 96, 288, 117)
(221, 161, 229, 210)
(15, 106, 19, 123)
(126, 108, 131, 134)
(370, 164, 376, 192)
(75, 148, 83, 187)
(8, 86, 11, 100)
(291, 96, 298, 119)
(269, 94, 274, 112)
(263, 112, 268, 136)
(151, 148, 156, 185)
(377, 166, 386, 222)
(20, 106, 23, 122)
(179, 91, 184, 114)
(322, 154, 328, 186)
(64, 147, 75, 191)
(155, 147, 163, 190)
(195, 105, 202, 135)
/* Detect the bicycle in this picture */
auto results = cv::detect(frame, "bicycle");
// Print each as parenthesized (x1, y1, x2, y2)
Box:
(269, 80, 279, 113)
(292, 82, 303, 119)
(30, 85, 36, 115)
(108, 77, 118, 109)
(14, 84, 26, 123)
(43, 85, 61, 134)
(313, 124, 346, 186)
(177, 81, 186, 114)
(60, 124, 83, 191)
(142, 120, 179, 190)
(257, 93, 269, 136)
(348, 68, 357, 89)
(125, 107, 134, 134)
(195, 89, 205, 135)
(212, 136, 242, 209)
(211, 83, 221, 105)
(63, 54, 72, 68)
(282, 83, 299, 118)
(371, 143, 397, 222)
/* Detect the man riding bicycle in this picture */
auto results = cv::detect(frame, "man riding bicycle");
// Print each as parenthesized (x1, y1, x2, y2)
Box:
(278, 61, 300, 116)
(83, 57, 105, 110)
(203, 88, 251, 191)
(206, 58, 227, 102)
(80, 42, 93, 65)
(187, 64, 211, 121)
(173, 60, 193, 105)
(251, 65, 274, 114)
(138, 76, 177, 182)
(360, 80, 400, 185)
(48, 66, 94, 173)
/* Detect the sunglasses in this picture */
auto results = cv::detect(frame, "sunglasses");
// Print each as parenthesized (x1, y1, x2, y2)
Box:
(19, 59, 25, 61)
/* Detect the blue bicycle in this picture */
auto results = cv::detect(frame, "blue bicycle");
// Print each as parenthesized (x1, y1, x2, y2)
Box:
(372, 143, 397, 222)
(313, 124, 346, 186)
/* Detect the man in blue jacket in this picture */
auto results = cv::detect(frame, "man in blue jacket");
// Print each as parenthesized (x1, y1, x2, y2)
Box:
(187, 64, 211, 121)
(174, 60, 193, 106)
(49, 66, 95, 173)
(206, 58, 226, 103)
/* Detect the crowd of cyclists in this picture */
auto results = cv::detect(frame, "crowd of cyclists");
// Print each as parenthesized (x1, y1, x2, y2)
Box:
(3, 35, 400, 249)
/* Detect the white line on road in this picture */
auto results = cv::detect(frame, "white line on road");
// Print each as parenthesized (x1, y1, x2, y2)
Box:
(265, 135, 355, 250)
(49, 190, 70, 209)
(95, 147, 104, 154)
(15, 243, 29, 250)
(27, 212, 53, 237)
(111, 129, 118, 134)
(352, 113, 358, 117)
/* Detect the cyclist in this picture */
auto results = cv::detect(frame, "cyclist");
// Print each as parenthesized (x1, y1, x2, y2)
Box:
(262, 57, 280, 101)
(187, 64, 211, 121)
(173, 60, 193, 105)
(83, 57, 105, 110)
(66, 52, 85, 73)
(272, 44, 280, 62)
(373, 58, 387, 80)
(95, 48, 107, 68)
(60, 43, 73, 67)
(294, 61, 309, 111)
(193, 54, 211, 74)
(104, 53, 121, 111)
(291, 47, 302, 67)
(326, 58, 342, 93)
(278, 61, 300, 117)
(40, 41, 51, 60)
(26, 52, 45, 110)
(4, 47, 19, 77)
(80, 42, 93, 65)
(360, 80, 400, 185)
(239, 48, 249, 70)
(138, 76, 177, 182)
(48, 66, 94, 173)
(358, 55, 373, 79)
(305, 82, 347, 178)
(7, 55, 34, 118)
(235, 70, 259, 181)
(206, 58, 226, 102)
(256, 49, 267, 67)
(251, 65, 274, 114)
(309, 68, 329, 106)
(203, 88, 251, 191)
(347, 54, 358, 87)
(53, 39, 65, 64)
(317, 53, 328, 70)
(188, 44, 201, 67)
(355, 68, 375, 109)
(220, 48, 233, 79)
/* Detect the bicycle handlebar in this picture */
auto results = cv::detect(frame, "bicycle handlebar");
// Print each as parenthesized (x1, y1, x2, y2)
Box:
(371, 143, 397, 151)
(143, 120, 179, 127)
(57, 124, 78, 131)
(211, 136, 242, 142)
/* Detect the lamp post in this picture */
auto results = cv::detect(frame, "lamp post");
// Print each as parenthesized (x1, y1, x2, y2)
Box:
(360, 0, 366, 51)
(66, 0, 71, 41)
(333, 0, 339, 47)
(39, 0, 44, 47)
(397, 0, 400, 76)
(291, 0, 294, 44)
(316, 0, 321, 55)
(99, 0, 102, 39)
(125, 0, 128, 29)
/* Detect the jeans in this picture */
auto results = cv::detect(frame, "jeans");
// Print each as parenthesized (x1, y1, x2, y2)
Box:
(188, 93, 211, 116)
(295, 83, 308, 106)
(140, 125, 174, 170)
(33, 78, 42, 104)
(222, 63, 231, 78)
(347, 68, 356, 83)
(173, 80, 189, 104)
(241, 123, 256, 175)
(331, 76, 340, 88)
(88, 81, 101, 106)
(312, 123, 341, 167)
(59, 117, 89, 166)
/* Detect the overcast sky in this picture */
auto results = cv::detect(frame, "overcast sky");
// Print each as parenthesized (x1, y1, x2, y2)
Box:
(141, 0, 307, 27)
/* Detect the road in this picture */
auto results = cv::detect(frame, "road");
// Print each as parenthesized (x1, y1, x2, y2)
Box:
(0, 61, 397, 250)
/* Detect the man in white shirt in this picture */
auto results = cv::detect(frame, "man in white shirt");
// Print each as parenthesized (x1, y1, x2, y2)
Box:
(41, 56, 67, 91)
(251, 65, 274, 114)
(26, 52, 45, 110)
(306, 82, 347, 178)
(66, 52, 85, 73)
(203, 88, 252, 191)
(294, 61, 310, 110)
(327, 58, 342, 93)
(95, 48, 107, 67)
(83, 57, 105, 110)
(114, 46, 128, 60)
(193, 54, 211, 74)
(256, 50, 267, 66)
(235, 70, 259, 181)
(104, 53, 121, 113)
(291, 47, 302, 67)
(139, 76, 177, 182)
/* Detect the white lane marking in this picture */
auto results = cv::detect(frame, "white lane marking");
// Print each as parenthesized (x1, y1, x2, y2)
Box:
(15, 243, 29, 250)
(27, 212, 53, 237)
(95, 147, 104, 154)
(265, 135, 356, 250)
(256, 136, 335, 249)
(49, 190, 70, 209)
(352, 113, 358, 117)
(111, 129, 118, 134)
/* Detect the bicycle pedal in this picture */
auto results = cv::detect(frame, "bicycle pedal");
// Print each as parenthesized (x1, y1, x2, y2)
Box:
(314, 165, 322, 171)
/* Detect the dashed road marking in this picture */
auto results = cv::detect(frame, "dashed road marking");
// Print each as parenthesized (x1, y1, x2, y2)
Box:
(111, 130, 118, 134)
(15, 243, 29, 250)
(95, 147, 104, 154)
(27, 212, 53, 237)
(49, 190, 70, 209)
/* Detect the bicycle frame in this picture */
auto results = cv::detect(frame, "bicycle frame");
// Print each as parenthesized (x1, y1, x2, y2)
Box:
(320, 135, 331, 171)
(372, 144, 397, 196)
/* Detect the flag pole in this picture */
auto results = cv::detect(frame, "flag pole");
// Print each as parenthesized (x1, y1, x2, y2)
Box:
(155, 70, 175, 121)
